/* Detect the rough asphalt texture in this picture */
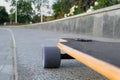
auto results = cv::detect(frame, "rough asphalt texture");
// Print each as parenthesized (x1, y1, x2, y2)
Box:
(0, 29, 13, 80)
(0, 27, 108, 80)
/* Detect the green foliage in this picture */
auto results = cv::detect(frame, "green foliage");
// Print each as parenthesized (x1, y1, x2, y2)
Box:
(9, 13, 15, 22)
(5, 0, 120, 22)
(52, 1, 64, 19)
(52, 0, 92, 18)
(32, 0, 49, 11)
(17, 0, 33, 23)
(52, 0, 73, 18)
(32, 15, 41, 23)
(74, 7, 84, 15)
(5, 0, 50, 23)
(0, 6, 9, 24)
(8, 0, 34, 23)
(52, 0, 120, 19)
(94, 0, 120, 10)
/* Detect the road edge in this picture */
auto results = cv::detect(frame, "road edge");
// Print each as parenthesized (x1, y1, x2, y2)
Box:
(0, 28, 18, 80)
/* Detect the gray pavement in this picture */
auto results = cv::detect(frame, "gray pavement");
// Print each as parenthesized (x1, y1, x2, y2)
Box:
(10, 27, 107, 80)
(0, 29, 13, 80)
(0, 27, 108, 80)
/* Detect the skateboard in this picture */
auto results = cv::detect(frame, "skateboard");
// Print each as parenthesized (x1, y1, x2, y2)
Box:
(43, 38, 120, 80)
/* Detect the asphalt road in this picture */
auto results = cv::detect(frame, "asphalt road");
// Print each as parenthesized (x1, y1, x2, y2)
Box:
(0, 27, 108, 80)
(0, 29, 13, 80)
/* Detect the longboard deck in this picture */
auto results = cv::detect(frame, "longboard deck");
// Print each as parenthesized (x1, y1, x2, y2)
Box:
(57, 38, 120, 80)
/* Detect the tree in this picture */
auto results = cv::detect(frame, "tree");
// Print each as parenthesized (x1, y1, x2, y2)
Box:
(6, 0, 34, 23)
(32, 15, 41, 23)
(94, 0, 120, 10)
(17, 0, 33, 23)
(5, 0, 50, 23)
(52, 0, 120, 19)
(52, 0, 93, 18)
(31, 0, 49, 11)
(52, 0, 74, 19)
(0, 6, 9, 24)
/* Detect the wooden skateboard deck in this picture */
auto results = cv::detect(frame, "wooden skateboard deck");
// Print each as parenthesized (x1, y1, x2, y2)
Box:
(58, 38, 120, 80)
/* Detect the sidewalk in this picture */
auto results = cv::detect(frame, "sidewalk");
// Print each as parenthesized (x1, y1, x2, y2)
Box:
(0, 30, 13, 80)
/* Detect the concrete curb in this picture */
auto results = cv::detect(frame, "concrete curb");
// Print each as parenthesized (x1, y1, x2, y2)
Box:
(0, 28, 18, 80)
